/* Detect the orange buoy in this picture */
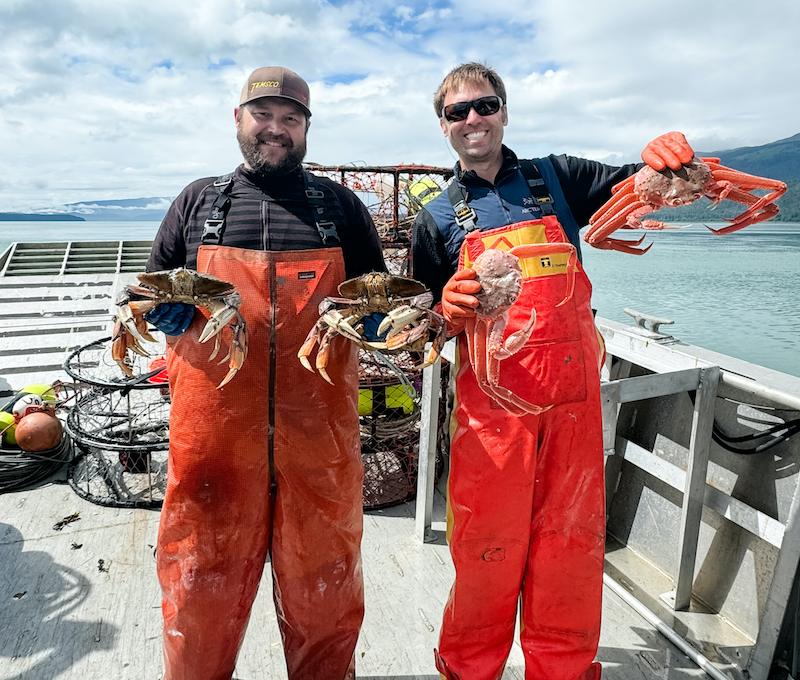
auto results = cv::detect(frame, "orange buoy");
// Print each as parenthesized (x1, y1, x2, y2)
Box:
(15, 411, 63, 451)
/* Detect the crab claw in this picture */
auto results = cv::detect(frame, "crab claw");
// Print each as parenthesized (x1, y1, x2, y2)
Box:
(198, 296, 241, 344)
(216, 317, 248, 389)
(297, 322, 336, 384)
(321, 310, 363, 343)
(111, 320, 137, 377)
(377, 305, 421, 339)
(588, 234, 652, 256)
(377, 292, 434, 338)
(116, 300, 155, 348)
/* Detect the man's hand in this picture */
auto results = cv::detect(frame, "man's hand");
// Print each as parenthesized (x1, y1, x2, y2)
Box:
(441, 268, 481, 336)
(144, 302, 195, 336)
(641, 131, 695, 171)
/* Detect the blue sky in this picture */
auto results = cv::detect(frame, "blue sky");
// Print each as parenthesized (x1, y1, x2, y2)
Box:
(2, 0, 798, 211)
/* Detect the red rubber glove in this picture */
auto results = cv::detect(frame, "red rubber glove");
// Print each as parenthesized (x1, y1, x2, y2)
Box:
(641, 131, 695, 171)
(441, 268, 481, 337)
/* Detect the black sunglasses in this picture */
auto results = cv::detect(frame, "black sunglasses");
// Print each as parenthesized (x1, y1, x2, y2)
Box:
(441, 95, 503, 122)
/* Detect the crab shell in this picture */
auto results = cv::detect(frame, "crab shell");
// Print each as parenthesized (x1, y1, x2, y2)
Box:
(634, 158, 713, 209)
(471, 249, 523, 319)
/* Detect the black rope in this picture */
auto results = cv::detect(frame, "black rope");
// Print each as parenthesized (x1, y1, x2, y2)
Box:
(686, 390, 800, 456)
(713, 420, 800, 455)
(0, 432, 73, 493)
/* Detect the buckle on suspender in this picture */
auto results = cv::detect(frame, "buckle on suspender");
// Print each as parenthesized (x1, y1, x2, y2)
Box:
(305, 188, 325, 200)
(453, 200, 478, 232)
(316, 220, 338, 245)
(202, 173, 234, 245)
(201, 219, 224, 244)
(535, 196, 556, 215)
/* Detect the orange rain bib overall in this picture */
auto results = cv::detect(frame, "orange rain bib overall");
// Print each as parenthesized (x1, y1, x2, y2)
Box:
(436, 219, 605, 680)
(156, 245, 364, 680)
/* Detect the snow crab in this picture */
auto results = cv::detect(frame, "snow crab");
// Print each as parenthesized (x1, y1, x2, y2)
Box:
(465, 241, 578, 415)
(112, 268, 248, 388)
(585, 157, 787, 254)
(298, 272, 447, 384)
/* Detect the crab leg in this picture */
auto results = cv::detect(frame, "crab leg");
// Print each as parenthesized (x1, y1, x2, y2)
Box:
(709, 201, 780, 235)
(298, 323, 324, 374)
(467, 318, 537, 415)
(419, 314, 448, 369)
(701, 182, 785, 235)
(316, 328, 337, 385)
(587, 184, 640, 232)
(491, 309, 537, 361)
(216, 319, 248, 389)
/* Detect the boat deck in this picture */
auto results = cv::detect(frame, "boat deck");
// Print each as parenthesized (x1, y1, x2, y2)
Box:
(4, 242, 800, 680)
(1, 473, 722, 680)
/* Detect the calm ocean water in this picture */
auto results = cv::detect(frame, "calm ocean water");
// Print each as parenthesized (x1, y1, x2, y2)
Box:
(581, 221, 800, 378)
(1, 220, 798, 378)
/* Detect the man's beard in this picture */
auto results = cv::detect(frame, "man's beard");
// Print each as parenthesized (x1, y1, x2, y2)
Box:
(237, 130, 307, 178)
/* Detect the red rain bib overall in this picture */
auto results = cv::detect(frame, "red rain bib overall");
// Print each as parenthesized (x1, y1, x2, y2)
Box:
(436, 219, 605, 680)
(156, 245, 364, 680)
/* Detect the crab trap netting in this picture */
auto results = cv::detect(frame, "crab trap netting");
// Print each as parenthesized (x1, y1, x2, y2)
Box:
(313, 165, 454, 508)
(357, 350, 448, 509)
(63, 334, 170, 509)
(308, 164, 454, 276)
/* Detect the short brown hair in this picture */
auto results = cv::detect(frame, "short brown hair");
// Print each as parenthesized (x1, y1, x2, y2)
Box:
(433, 62, 507, 118)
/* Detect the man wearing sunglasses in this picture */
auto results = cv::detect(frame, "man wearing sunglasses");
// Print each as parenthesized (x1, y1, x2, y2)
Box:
(411, 62, 694, 680)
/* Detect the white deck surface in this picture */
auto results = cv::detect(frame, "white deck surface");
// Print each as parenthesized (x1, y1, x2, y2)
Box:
(0, 474, 730, 680)
(0, 264, 754, 680)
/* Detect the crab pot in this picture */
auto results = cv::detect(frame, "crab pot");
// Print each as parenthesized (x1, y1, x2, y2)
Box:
(361, 444, 418, 509)
(357, 350, 447, 509)
(67, 440, 168, 509)
(62, 340, 171, 509)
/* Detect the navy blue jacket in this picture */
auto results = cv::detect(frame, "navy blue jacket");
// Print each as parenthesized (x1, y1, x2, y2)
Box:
(411, 146, 642, 301)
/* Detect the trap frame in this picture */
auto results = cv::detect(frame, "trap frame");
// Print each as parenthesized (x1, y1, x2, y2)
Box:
(308, 164, 454, 508)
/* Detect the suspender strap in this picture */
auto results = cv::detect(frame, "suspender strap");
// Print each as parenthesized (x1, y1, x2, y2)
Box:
(447, 181, 479, 232)
(201, 173, 235, 245)
(446, 160, 557, 232)
(303, 171, 340, 245)
(519, 160, 556, 216)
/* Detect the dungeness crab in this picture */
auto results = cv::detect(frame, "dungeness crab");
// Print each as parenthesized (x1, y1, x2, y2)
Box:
(298, 272, 447, 384)
(113, 268, 248, 388)
(585, 157, 787, 254)
(465, 240, 578, 415)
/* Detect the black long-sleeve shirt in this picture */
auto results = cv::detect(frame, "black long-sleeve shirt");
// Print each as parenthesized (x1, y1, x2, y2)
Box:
(148, 164, 386, 278)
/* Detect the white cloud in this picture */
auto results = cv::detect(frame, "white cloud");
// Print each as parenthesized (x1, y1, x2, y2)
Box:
(1, 0, 798, 211)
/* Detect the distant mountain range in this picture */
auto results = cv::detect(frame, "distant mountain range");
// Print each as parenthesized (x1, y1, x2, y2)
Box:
(0, 197, 174, 222)
(2, 133, 798, 222)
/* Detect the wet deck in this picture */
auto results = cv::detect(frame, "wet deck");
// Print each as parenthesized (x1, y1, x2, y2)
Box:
(0, 473, 738, 680)
(2, 247, 783, 680)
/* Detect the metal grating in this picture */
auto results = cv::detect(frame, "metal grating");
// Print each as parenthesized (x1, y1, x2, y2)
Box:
(0, 241, 153, 277)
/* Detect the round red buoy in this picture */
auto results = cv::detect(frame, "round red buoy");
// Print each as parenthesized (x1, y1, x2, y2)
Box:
(15, 412, 63, 452)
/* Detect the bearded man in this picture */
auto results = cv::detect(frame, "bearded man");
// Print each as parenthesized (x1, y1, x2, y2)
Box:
(145, 66, 385, 680)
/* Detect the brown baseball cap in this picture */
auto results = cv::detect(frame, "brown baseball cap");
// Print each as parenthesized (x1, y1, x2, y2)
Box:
(239, 66, 311, 116)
